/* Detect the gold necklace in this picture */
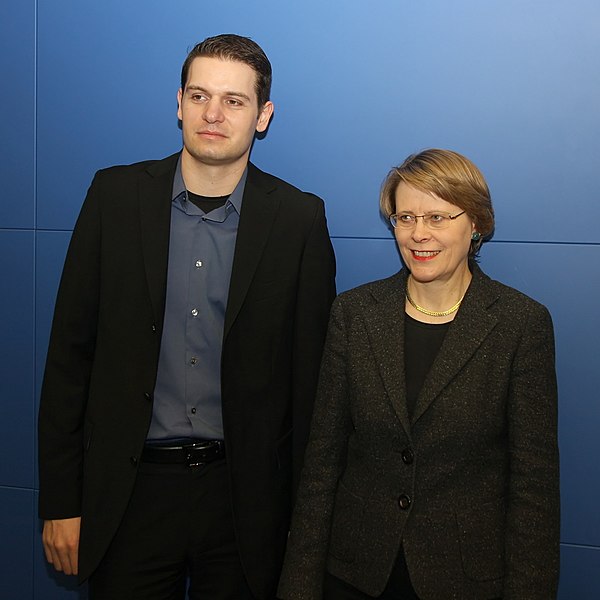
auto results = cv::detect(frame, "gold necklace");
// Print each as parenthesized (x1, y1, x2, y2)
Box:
(405, 284, 464, 318)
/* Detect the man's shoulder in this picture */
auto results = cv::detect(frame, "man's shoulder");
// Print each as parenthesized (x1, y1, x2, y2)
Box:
(94, 152, 179, 182)
(247, 163, 323, 207)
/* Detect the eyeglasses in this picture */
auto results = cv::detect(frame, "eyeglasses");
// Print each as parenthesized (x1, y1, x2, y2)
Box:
(389, 211, 466, 229)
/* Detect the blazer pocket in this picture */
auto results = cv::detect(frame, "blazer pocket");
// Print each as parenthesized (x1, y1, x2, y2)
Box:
(83, 419, 94, 452)
(328, 481, 365, 563)
(456, 496, 506, 581)
(275, 427, 293, 471)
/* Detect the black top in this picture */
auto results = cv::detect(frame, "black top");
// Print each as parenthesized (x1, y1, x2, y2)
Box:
(404, 313, 450, 419)
(187, 191, 229, 213)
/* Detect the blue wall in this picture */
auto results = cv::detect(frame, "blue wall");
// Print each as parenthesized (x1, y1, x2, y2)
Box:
(1, 0, 599, 597)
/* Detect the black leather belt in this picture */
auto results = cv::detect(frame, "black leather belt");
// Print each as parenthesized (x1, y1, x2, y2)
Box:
(141, 440, 225, 467)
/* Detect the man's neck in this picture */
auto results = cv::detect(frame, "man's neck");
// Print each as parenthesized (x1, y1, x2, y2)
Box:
(180, 151, 249, 196)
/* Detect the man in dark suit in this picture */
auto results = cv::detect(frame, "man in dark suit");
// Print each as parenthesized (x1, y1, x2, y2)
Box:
(38, 34, 336, 600)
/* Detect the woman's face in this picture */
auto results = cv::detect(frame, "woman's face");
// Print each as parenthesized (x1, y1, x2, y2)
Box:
(393, 182, 476, 285)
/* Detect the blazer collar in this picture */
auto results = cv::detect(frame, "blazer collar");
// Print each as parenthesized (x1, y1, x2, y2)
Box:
(412, 263, 500, 423)
(137, 156, 278, 337)
(363, 271, 412, 435)
(139, 152, 180, 330)
(223, 163, 279, 339)
(363, 263, 500, 431)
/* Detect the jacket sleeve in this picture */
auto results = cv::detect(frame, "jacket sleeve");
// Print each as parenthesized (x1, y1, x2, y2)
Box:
(291, 198, 336, 497)
(38, 173, 103, 519)
(504, 302, 560, 598)
(281, 296, 352, 600)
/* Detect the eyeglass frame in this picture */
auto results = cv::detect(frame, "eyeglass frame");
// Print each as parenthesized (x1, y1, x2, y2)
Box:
(389, 210, 466, 229)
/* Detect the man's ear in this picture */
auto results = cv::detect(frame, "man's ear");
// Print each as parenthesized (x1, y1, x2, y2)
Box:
(256, 101, 274, 133)
(177, 88, 183, 121)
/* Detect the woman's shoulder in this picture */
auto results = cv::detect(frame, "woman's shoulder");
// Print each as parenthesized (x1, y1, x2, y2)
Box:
(472, 263, 552, 320)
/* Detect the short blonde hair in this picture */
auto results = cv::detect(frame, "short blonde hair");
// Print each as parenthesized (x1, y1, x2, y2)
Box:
(380, 149, 495, 255)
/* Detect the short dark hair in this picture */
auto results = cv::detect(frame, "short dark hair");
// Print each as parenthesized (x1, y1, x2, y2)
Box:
(380, 149, 495, 256)
(181, 34, 272, 108)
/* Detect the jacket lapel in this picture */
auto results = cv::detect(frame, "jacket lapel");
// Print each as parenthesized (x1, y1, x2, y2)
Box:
(363, 272, 413, 436)
(224, 163, 279, 339)
(138, 153, 179, 334)
(411, 264, 500, 424)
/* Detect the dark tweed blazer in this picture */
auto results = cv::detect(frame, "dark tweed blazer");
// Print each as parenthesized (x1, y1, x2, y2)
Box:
(278, 263, 559, 600)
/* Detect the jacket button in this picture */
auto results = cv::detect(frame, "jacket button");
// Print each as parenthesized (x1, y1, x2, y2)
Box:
(398, 494, 412, 510)
(130, 456, 138, 466)
(401, 447, 414, 465)
(144, 392, 152, 401)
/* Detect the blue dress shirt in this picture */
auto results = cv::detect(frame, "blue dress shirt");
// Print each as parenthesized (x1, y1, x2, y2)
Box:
(147, 157, 246, 441)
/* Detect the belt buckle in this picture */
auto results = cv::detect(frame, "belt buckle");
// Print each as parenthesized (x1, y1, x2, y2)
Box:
(184, 440, 218, 468)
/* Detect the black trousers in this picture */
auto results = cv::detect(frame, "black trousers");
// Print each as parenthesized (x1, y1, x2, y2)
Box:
(88, 459, 254, 600)
(324, 547, 419, 599)
(324, 557, 503, 600)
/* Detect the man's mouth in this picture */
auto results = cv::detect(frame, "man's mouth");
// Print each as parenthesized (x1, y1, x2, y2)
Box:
(198, 130, 226, 138)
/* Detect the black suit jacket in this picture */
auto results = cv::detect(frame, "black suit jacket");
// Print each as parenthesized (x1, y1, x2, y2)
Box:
(278, 264, 559, 600)
(38, 152, 336, 598)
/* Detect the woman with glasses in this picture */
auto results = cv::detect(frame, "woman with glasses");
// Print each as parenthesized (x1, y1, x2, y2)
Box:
(278, 149, 559, 599)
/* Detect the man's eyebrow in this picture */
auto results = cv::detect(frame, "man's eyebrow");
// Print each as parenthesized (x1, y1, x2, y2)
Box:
(185, 85, 251, 101)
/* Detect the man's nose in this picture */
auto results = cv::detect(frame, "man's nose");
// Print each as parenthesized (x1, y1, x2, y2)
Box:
(203, 98, 225, 123)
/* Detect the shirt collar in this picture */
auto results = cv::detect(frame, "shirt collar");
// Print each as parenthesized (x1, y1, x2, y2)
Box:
(172, 152, 247, 215)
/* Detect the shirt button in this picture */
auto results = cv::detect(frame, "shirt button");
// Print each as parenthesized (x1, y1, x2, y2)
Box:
(398, 494, 412, 510)
(191, 308, 198, 317)
(195, 260, 203, 268)
(190, 357, 198, 365)
(191, 407, 197, 414)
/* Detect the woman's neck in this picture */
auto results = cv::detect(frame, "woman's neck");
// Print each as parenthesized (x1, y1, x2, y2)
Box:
(405, 267, 472, 324)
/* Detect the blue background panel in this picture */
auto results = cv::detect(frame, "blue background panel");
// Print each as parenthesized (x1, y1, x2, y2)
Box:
(36, 0, 186, 230)
(35, 0, 600, 244)
(0, 0, 35, 229)
(333, 237, 400, 294)
(257, 0, 600, 244)
(558, 545, 600, 600)
(0, 230, 35, 488)
(0, 487, 34, 599)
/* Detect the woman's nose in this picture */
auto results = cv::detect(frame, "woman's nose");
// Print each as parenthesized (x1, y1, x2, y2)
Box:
(411, 217, 431, 240)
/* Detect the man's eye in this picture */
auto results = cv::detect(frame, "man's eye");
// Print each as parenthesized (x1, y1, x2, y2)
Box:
(191, 94, 206, 102)
(226, 99, 243, 106)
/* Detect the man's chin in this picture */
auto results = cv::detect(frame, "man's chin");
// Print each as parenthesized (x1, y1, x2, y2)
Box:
(184, 146, 248, 168)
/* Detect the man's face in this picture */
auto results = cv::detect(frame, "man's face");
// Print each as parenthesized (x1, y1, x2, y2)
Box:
(177, 56, 273, 169)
